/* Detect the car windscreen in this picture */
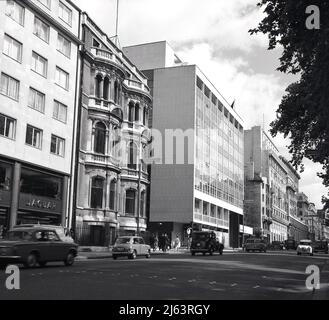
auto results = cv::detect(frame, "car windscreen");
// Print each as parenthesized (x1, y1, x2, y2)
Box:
(299, 241, 311, 245)
(5, 231, 33, 241)
(115, 237, 131, 244)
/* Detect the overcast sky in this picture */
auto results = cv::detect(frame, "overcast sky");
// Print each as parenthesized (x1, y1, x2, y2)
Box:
(73, 0, 328, 208)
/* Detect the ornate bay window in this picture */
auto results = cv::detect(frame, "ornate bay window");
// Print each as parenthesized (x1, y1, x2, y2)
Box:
(94, 122, 106, 154)
(125, 189, 136, 216)
(90, 176, 104, 209)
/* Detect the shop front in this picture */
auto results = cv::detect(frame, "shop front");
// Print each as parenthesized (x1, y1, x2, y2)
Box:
(0, 160, 13, 236)
(16, 167, 66, 226)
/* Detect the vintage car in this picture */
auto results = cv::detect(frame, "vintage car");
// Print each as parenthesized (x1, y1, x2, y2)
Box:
(297, 239, 313, 256)
(244, 238, 267, 253)
(285, 238, 297, 250)
(0, 226, 78, 268)
(112, 236, 151, 260)
(190, 231, 224, 256)
(313, 240, 329, 254)
(269, 241, 285, 250)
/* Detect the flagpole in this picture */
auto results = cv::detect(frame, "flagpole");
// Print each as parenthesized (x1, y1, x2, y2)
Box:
(115, 0, 119, 46)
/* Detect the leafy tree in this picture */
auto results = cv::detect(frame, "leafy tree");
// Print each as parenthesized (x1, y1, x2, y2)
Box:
(249, 0, 329, 209)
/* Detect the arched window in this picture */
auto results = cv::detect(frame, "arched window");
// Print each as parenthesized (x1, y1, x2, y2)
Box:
(143, 108, 147, 126)
(90, 176, 104, 209)
(95, 74, 102, 98)
(94, 122, 106, 154)
(140, 190, 146, 217)
(128, 142, 137, 170)
(114, 80, 120, 105)
(125, 189, 136, 215)
(109, 179, 116, 210)
(128, 101, 134, 122)
(135, 103, 140, 122)
(103, 77, 110, 100)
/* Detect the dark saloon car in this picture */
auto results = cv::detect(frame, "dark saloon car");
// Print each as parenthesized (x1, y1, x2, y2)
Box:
(313, 240, 329, 254)
(269, 241, 285, 250)
(0, 227, 78, 268)
(190, 231, 224, 256)
(243, 238, 267, 252)
(284, 238, 297, 250)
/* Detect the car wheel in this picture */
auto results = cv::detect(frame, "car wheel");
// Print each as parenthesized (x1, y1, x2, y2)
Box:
(297, 252, 301, 255)
(112, 255, 117, 260)
(39, 261, 47, 267)
(129, 250, 137, 260)
(24, 253, 38, 268)
(209, 248, 214, 256)
(202, 252, 206, 256)
(64, 252, 75, 266)
(310, 253, 314, 256)
(219, 249, 223, 255)
(191, 252, 195, 256)
(146, 250, 151, 259)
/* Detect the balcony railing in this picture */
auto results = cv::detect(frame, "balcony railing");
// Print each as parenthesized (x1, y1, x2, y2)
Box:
(193, 212, 229, 228)
(85, 152, 121, 167)
(124, 79, 150, 95)
(121, 168, 149, 180)
(91, 47, 123, 67)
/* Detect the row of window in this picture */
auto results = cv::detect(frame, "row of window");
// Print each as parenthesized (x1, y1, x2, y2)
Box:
(3, 36, 70, 89)
(90, 176, 146, 216)
(1, 73, 67, 122)
(0, 113, 65, 156)
(7, 0, 72, 28)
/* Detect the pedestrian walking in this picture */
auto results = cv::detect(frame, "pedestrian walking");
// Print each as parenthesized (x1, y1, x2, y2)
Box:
(174, 234, 181, 251)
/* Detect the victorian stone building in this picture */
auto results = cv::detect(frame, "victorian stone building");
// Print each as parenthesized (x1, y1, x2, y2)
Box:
(74, 13, 152, 246)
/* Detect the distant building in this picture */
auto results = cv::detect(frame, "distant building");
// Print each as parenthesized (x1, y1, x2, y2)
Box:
(244, 126, 290, 242)
(280, 157, 308, 242)
(0, 0, 81, 232)
(124, 41, 245, 248)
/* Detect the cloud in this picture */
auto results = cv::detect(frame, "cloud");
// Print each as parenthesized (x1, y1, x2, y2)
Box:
(73, 0, 328, 208)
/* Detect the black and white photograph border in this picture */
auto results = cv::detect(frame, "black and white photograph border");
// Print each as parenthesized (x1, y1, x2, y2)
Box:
(0, 0, 328, 311)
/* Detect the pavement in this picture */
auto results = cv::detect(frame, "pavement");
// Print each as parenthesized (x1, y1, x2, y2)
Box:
(0, 251, 328, 300)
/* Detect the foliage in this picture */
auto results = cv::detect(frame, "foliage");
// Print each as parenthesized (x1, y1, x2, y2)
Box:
(249, 0, 329, 209)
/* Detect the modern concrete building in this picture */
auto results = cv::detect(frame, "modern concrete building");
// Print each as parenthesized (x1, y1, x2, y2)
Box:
(0, 0, 81, 234)
(124, 41, 244, 248)
(73, 14, 152, 246)
(281, 157, 308, 242)
(244, 126, 290, 242)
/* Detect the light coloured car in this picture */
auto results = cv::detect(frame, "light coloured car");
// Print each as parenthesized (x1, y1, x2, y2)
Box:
(297, 239, 313, 256)
(112, 236, 151, 260)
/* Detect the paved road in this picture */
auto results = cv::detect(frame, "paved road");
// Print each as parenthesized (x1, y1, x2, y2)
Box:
(0, 251, 328, 300)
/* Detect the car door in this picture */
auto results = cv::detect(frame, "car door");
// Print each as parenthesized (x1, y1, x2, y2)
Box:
(132, 237, 140, 255)
(138, 237, 147, 254)
(46, 230, 65, 261)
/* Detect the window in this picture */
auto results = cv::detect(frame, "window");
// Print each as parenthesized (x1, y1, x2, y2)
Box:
(25, 125, 42, 149)
(128, 101, 134, 122)
(140, 191, 146, 217)
(94, 122, 106, 154)
(0, 114, 16, 140)
(53, 101, 67, 123)
(33, 17, 50, 43)
(55, 67, 69, 90)
(90, 177, 104, 209)
(128, 142, 137, 170)
(0, 73, 19, 100)
(20, 168, 62, 199)
(3, 34, 22, 62)
(92, 38, 100, 48)
(135, 103, 140, 122)
(31, 52, 47, 77)
(109, 180, 116, 210)
(0, 162, 13, 191)
(125, 189, 136, 215)
(37, 0, 51, 9)
(6, 0, 24, 26)
(59, 1, 72, 26)
(28, 88, 45, 113)
(57, 34, 71, 58)
(50, 135, 65, 156)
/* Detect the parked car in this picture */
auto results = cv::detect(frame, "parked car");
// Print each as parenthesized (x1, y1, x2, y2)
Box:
(13, 224, 74, 243)
(0, 226, 78, 268)
(244, 238, 267, 253)
(313, 240, 329, 254)
(297, 239, 313, 256)
(285, 238, 297, 250)
(269, 241, 285, 250)
(190, 231, 224, 256)
(112, 236, 151, 260)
